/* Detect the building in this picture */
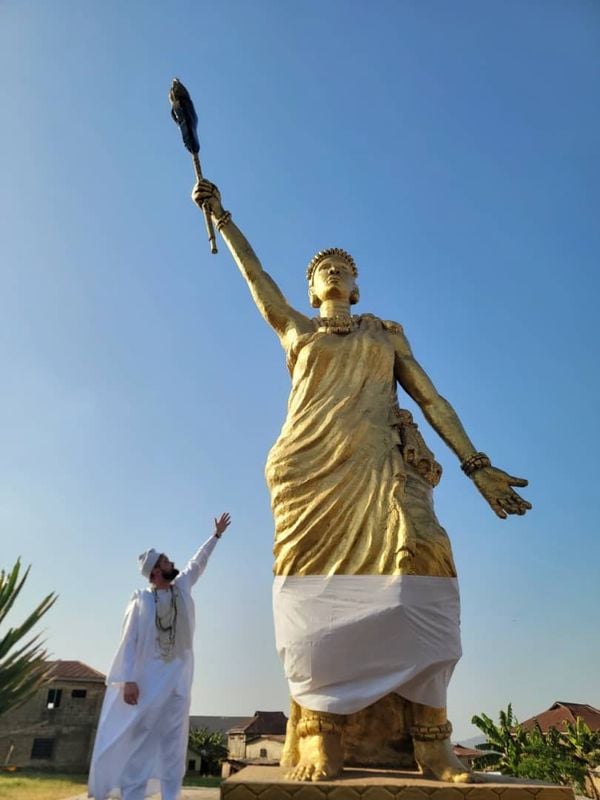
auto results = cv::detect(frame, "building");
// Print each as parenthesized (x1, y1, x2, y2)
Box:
(222, 711, 287, 777)
(227, 711, 288, 762)
(452, 744, 498, 768)
(0, 660, 106, 772)
(520, 701, 600, 733)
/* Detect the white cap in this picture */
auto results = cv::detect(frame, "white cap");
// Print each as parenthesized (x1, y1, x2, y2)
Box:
(138, 548, 160, 579)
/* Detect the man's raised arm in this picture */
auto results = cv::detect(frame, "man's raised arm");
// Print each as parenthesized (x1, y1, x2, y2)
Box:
(177, 512, 232, 587)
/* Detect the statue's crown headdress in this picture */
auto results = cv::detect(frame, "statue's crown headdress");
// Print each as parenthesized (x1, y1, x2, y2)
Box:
(306, 248, 358, 283)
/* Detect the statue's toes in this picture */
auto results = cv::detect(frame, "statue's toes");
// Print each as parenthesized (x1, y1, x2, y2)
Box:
(311, 766, 327, 782)
(289, 763, 314, 782)
(447, 770, 473, 784)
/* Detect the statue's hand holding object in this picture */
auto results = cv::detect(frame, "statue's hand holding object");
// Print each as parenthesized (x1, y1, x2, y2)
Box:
(192, 179, 224, 218)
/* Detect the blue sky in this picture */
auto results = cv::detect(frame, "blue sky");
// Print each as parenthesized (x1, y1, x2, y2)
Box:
(1, 1, 599, 740)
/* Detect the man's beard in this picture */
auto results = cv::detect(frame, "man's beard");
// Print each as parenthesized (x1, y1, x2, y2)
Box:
(160, 566, 180, 581)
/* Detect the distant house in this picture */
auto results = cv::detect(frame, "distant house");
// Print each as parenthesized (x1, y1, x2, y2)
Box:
(0, 660, 106, 772)
(227, 711, 288, 761)
(221, 711, 287, 776)
(452, 744, 496, 768)
(520, 701, 600, 733)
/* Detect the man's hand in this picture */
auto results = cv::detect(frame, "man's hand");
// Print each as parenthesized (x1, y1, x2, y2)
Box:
(192, 179, 225, 218)
(472, 466, 532, 519)
(123, 682, 139, 705)
(214, 512, 231, 538)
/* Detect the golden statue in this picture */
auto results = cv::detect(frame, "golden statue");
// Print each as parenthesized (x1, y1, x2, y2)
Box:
(192, 180, 531, 784)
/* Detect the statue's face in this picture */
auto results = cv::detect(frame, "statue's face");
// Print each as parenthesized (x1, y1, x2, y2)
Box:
(311, 256, 357, 305)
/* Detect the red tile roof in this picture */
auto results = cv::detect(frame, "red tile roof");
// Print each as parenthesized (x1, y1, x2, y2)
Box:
(453, 745, 487, 757)
(521, 702, 600, 733)
(46, 660, 105, 682)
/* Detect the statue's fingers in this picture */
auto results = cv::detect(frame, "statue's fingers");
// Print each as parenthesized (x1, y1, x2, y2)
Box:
(517, 499, 532, 514)
(505, 492, 532, 515)
(509, 475, 528, 488)
(499, 497, 519, 515)
(491, 499, 508, 519)
(510, 491, 532, 510)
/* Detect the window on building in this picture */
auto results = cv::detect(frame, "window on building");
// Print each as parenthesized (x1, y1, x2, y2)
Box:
(71, 689, 87, 699)
(31, 738, 55, 759)
(188, 759, 196, 772)
(46, 688, 62, 709)
(260, 748, 267, 758)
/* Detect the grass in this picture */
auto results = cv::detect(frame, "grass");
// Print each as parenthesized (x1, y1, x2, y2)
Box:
(184, 774, 222, 787)
(0, 770, 222, 799)
(0, 770, 87, 800)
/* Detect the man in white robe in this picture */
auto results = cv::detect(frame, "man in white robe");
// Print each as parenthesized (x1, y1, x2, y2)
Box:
(88, 512, 231, 800)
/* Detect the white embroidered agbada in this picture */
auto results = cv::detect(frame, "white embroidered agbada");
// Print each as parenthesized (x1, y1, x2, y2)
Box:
(88, 536, 218, 800)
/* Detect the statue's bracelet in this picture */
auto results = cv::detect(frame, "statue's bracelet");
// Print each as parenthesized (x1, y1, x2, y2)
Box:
(215, 209, 232, 232)
(461, 451, 492, 477)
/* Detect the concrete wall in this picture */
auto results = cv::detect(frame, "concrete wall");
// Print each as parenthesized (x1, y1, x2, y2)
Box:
(0, 679, 105, 772)
(245, 738, 283, 761)
(228, 733, 248, 759)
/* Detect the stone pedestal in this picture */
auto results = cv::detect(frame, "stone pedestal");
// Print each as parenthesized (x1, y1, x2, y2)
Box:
(221, 765, 575, 800)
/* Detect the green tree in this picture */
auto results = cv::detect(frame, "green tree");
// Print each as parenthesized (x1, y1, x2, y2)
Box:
(518, 725, 587, 790)
(0, 559, 57, 718)
(472, 705, 600, 796)
(562, 717, 600, 768)
(561, 718, 600, 797)
(471, 704, 527, 774)
(188, 727, 228, 776)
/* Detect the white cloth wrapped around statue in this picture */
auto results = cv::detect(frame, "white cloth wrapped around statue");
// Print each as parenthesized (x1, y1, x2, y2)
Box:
(273, 573, 461, 714)
(88, 536, 218, 800)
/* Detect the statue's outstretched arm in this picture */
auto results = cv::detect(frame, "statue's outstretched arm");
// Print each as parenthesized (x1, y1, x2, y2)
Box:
(192, 180, 311, 342)
(391, 328, 531, 519)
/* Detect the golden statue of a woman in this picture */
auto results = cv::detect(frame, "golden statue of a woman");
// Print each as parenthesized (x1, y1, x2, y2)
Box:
(192, 180, 531, 784)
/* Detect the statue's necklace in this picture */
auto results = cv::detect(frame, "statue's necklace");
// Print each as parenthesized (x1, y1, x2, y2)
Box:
(315, 314, 359, 335)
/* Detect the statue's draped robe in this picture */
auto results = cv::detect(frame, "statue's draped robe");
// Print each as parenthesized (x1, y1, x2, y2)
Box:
(88, 537, 217, 800)
(267, 316, 461, 714)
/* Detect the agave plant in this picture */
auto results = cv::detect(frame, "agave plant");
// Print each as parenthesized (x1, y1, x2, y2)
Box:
(0, 559, 57, 718)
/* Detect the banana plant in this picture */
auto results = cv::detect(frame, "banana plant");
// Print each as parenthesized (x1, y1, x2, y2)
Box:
(472, 704, 527, 774)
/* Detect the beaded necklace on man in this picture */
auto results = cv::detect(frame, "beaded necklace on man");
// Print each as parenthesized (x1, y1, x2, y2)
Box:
(153, 585, 178, 661)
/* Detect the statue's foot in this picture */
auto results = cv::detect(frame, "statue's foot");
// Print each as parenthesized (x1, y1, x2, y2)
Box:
(414, 739, 473, 783)
(286, 731, 343, 782)
(280, 716, 300, 769)
(281, 699, 301, 769)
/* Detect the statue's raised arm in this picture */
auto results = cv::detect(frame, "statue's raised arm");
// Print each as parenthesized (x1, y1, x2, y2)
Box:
(192, 180, 312, 347)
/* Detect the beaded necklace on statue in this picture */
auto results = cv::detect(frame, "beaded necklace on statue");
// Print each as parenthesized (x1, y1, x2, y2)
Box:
(153, 585, 178, 661)
(315, 314, 360, 335)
